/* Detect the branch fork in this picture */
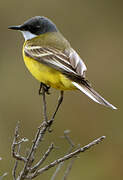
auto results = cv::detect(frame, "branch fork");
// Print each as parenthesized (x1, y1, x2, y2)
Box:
(11, 85, 106, 180)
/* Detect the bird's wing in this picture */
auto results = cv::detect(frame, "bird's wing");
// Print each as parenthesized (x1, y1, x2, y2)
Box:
(24, 45, 117, 109)
(24, 45, 87, 82)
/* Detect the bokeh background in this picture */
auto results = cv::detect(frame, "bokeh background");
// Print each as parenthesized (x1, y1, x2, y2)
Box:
(0, 0, 123, 179)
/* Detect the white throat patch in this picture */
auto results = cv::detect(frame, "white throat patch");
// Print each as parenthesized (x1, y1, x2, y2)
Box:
(21, 31, 37, 40)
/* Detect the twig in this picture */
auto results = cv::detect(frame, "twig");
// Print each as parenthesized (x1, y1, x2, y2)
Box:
(12, 122, 28, 179)
(15, 87, 54, 180)
(51, 162, 63, 180)
(12, 144, 21, 180)
(42, 85, 48, 122)
(17, 121, 48, 180)
(12, 122, 27, 163)
(63, 130, 75, 153)
(62, 157, 76, 180)
(12, 87, 106, 180)
(26, 136, 106, 179)
(51, 130, 74, 180)
(62, 130, 76, 180)
(30, 143, 54, 173)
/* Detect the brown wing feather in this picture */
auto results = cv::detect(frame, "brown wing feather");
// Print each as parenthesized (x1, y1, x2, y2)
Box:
(24, 45, 88, 84)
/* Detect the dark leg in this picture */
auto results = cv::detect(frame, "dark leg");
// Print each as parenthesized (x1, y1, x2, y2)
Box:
(39, 83, 64, 130)
(48, 91, 64, 127)
(39, 82, 50, 95)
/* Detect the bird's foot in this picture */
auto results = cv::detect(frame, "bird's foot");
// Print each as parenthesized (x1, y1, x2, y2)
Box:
(39, 83, 50, 95)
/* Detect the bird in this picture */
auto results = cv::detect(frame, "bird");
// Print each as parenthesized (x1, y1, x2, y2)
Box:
(8, 16, 117, 113)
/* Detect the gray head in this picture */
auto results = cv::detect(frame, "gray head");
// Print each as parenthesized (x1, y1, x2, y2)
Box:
(8, 16, 58, 40)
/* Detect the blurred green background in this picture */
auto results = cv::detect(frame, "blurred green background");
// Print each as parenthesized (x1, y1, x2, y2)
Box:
(0, 0, 123, 179)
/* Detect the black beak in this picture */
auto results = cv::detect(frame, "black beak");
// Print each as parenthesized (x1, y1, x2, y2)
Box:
(8, 25, 22, 30)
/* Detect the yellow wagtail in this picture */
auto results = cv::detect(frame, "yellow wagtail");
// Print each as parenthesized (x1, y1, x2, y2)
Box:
(8, 16, 117, 112)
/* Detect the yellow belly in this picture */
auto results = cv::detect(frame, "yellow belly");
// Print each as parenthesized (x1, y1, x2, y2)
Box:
(23, 54, 76, 91)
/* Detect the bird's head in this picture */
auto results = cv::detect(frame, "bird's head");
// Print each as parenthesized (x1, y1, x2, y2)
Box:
(8, 16, 58, 40)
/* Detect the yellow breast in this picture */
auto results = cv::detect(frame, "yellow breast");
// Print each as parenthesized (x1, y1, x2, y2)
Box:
(23, 50, 76, 91)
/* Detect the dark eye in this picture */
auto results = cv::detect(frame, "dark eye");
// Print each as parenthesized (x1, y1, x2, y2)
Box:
(29, 25, 41, 34)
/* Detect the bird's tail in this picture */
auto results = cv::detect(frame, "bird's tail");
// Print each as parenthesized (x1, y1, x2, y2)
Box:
(72, 81, 117, 110)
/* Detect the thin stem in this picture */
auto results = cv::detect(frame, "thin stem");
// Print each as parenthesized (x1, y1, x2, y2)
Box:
(12, 144, 21, 180)
(12, 122, 27, 162)
(30, 143, 54, 173)
(16, 122, 45, 179)
(51, 130, 74, 180)
(62, 157, 76, 180)
(27, 136, 106, 179)
(42, 85, 48, 123)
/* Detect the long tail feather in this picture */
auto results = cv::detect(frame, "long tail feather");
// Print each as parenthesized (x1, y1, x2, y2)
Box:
(72, 82, 117, 110)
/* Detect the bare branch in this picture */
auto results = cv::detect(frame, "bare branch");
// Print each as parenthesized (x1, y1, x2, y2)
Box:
(15, 86, 56, 179)
(62, 157, 76, 180)
(51, 162, 63, 180)
(12, 144, 21, 180)
(51, 130, 75, 180)
(63, 130, 75, 153)
(12, 122, 27, 162)
(12, 87, 53, 180)
(42, 85, 48, 123)
(30, 143, 54, 173)
(17, 121, 48, 179)
(27, 136, 106, 179)
(11, 87, 106, 180)
(15, 138, 28, 146)
(62, 130, 76, 180)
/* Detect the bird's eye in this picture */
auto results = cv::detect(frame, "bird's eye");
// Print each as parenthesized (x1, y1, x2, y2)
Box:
(28, 25, 41, 34)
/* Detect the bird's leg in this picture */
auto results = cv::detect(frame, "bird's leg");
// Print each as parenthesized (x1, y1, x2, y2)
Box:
(39, 83, 50, 123)
(48, 91, 64, 128)
(39, 82, 50, 95)
(39, 83, 64, 131)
